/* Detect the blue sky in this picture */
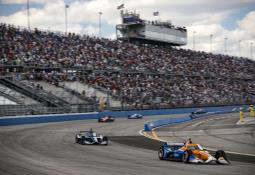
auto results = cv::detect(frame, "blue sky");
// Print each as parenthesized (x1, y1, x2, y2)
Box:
(221, 5, 255, 30)
(0, 0, 254, 59)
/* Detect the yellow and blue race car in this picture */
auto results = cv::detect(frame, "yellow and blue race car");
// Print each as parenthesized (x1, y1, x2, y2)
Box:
(158, 139, 229, 164)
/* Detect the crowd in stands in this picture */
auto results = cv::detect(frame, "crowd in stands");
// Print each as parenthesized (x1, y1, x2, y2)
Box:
(83, 72, 254, 107)
(1, 23, 255, 108)
(1, 24, 255, 79)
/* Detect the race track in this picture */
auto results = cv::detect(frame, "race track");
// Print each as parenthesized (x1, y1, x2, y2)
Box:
(0, 114, 254, 175)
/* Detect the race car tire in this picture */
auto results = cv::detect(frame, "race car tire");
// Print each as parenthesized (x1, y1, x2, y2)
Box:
(182, 151, 191, 163)
(102, 136, 108, 145)
(158, 148, 164, 160)
(215, 150, 225, 159)
(215, 150, 229, 164)
(81, 137, 86, 145)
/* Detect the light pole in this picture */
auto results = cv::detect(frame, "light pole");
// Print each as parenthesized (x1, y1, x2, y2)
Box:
(224, 37, 228, 54)
(251, 42, 253, 59)
(98, 12, 103, 38)
(238, 40, 241, 57)
(193, 30, 196, 50)
(65, 4, 69, 35)
(210, 34, 213, 53)
(27, 0, 30, 30)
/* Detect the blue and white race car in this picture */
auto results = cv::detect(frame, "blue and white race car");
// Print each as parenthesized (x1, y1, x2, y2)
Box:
(190, 108, 207, 119)
(75, 130, 108, 145)
(128, 114, 143, 119)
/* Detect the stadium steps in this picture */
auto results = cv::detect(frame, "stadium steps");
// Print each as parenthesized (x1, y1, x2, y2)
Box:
(0, 88, 21, 105)
(0, 78, 70, 108)
(61, 84, 95, 105)
(0, 84, 39, 105)
(63, 82, 121, 107)
(30, 81, 90, 105)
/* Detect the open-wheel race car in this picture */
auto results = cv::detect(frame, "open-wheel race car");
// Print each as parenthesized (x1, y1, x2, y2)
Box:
(190, 108, 208, 119)
(191, 108, 207, 115)
(158, 139, 229, 164)
(98, 116, 115, 122)
(127, 114, 143, 119)
(75, 129, 108, 145)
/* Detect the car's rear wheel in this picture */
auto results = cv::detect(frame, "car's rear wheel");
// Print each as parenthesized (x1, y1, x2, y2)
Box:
(158, 148, 164, 160)
(102, 136, 108, 145)
(182, 151, 190, 163)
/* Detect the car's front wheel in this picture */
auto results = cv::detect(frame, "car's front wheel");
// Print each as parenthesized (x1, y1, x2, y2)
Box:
(158, 148, 164, 160)
(215, 150, 229, 164)
(81, 137, 85, 145)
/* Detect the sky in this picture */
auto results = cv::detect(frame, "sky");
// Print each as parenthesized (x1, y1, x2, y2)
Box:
(0, 0, 255, 59)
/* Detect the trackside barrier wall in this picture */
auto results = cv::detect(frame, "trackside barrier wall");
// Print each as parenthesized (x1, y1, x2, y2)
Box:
(143, 105, 252, 131)
(0, 112, 99, 126)
(0, 104, 251, 126)
(144, 116, 191, 131)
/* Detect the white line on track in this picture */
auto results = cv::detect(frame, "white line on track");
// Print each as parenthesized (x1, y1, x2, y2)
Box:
(188, 116, 232, 127)
(139, 116, 255, 157)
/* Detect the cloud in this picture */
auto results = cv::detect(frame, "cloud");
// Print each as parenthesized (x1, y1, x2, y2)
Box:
(237, 11, 255, 36)
(183, 11, 255, 58)
(1, 0, 56, 4)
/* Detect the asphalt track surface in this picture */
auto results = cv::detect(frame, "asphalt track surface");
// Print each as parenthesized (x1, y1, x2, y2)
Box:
(0, 114, 254, 175)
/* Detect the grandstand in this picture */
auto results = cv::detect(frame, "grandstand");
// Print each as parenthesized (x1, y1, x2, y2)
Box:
(0, 23, 254, 116)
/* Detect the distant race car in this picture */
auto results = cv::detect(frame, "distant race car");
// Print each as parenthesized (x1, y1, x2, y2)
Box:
(75, 130, 108, 145)
(158, 139, 229, 164)
(98, 116, 115, 122)
(128, 114, 143, 119)
(191, 108, 207, 115)
(190, 109, 207, 119)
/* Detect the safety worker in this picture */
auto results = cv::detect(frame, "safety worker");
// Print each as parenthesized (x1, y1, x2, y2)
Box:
(239, 107, 244, 122)
(248, 105, 255, 117)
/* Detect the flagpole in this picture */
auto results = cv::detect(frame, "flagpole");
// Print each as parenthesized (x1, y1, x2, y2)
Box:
(65, 4, 69, 35)
(27, 0, 30, 30)
(98, 12, 103, 38)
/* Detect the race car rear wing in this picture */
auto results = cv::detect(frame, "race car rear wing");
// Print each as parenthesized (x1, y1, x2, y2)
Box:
(164, 142, 185, 146)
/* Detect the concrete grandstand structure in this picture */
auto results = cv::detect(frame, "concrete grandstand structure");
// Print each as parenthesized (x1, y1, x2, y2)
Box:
(116, 10, 187, 46)
(0, 23, 255, 116)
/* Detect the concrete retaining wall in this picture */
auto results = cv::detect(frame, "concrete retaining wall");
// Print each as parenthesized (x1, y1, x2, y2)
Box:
(0, 104, 250, 126)
(143, 105, 251, 131)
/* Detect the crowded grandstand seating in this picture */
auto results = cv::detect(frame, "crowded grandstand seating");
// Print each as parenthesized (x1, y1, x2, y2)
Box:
(1, 24, 255, 78)
(0, 23, 255, 111)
